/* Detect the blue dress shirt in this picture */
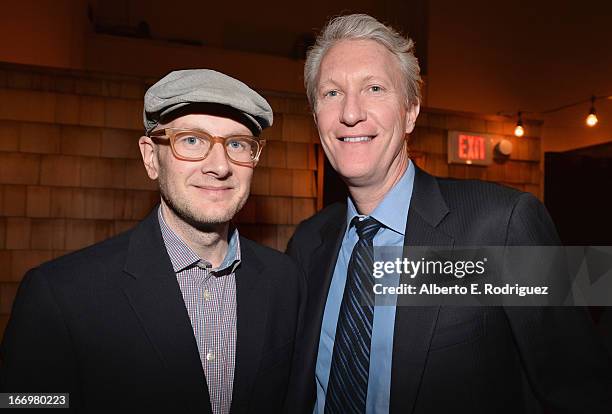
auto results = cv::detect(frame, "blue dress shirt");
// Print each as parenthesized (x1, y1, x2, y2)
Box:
(314, 161, 415, 413)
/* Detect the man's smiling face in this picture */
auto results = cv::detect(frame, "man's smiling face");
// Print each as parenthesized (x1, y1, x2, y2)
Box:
(314, 39, 419, 189)
(142, 113, 254, 228)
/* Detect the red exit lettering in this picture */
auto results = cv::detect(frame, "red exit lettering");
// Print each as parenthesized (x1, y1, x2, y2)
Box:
(458, 134, 486, 160)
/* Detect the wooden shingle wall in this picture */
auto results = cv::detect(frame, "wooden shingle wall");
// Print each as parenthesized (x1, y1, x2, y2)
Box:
(236, 94, 319, 250)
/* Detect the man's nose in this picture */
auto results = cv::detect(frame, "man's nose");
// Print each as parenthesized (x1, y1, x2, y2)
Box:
(340, 92, 366, 126)
(202, 142, 231, 177)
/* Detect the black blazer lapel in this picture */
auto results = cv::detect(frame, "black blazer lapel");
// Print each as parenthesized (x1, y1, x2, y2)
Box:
(300, 205, 347, 406)
(122, 210, 211, 409)
(307, 210, 347, 341)
(231, 240, 269, 412)
(305, 208, 346, 352)
(390, 166, 454, 414)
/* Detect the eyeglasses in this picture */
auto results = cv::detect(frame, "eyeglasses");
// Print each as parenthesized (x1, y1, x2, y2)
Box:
(148, 128, 266, 166)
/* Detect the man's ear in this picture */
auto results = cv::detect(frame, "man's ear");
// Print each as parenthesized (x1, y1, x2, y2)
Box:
(404, 102, 421, 135)
(138, 136, 160, 180)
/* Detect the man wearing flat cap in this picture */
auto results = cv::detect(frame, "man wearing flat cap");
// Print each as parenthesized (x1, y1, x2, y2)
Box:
(1, 69, 304, 413)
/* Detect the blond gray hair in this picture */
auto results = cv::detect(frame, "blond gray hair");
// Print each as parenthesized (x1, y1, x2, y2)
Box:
(304, 14, 422, 109)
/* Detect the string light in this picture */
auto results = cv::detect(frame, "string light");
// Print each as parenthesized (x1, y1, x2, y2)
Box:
(514, 111, 525, 137)
(586, 96, 598, 127)
(500, 94, 611, 137)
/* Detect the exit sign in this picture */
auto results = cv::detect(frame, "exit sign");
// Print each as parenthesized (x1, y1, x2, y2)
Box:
(447, 131, 493, 165)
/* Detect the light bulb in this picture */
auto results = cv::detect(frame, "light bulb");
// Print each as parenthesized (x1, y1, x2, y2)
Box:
(514, 124, 524, 137)
(586, 97, 598, 127)
(514, 111, 525, 137)
(586, 111, 598, 127)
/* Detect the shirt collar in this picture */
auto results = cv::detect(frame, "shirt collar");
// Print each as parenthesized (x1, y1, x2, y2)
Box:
(346, 160, 415, 236)
(158, 206, 241, 275)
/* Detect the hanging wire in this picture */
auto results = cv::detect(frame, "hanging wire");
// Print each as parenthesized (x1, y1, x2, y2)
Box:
(497, 94, 612, 118)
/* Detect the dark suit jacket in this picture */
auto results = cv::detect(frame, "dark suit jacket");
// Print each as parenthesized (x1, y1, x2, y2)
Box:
(1, 209, 305, 413)
(286, 165, 612, 414)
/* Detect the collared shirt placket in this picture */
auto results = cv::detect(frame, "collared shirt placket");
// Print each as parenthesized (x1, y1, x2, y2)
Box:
(158, 208, 239, 414)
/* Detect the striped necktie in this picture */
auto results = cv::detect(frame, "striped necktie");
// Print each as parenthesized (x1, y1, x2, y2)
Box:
(325, 216, 382, 414)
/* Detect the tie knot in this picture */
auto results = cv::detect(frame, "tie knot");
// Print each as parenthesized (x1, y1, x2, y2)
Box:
(351, 216, 382, 241)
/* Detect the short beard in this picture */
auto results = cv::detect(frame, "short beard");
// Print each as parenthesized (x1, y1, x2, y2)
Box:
(158, 175, 248, 233)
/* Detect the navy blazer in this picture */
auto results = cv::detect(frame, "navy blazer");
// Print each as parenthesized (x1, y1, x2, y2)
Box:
(286, 165, 612, 414)
(1, 209, 305, 413)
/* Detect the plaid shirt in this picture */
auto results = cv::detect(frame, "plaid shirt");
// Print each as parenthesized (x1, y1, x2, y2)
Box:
(158, 207, 240, 414)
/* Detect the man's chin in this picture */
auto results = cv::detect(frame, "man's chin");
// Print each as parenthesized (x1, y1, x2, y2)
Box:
(163, 200, 239, 231)
(186, 205, 238, 226)
(338, 169, 378, 187)
(175, 211, 231, 232)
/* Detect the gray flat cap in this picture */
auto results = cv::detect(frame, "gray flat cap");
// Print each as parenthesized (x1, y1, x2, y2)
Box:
(143, 69, 273, 134)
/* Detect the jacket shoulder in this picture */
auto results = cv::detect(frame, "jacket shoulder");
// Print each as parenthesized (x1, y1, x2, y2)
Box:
(35, 228, 134, 281)
(293, 202, 345, 236)
(431, 176, 554, 243)
(240, 236, 297, 268)
(437, 177, 524, 204)
(434, 177, 537, 216)
(239, 236, 304, 290)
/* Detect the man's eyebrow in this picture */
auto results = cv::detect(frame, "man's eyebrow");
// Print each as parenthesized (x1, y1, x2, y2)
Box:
(362, 75, 377, 83)
(168, 126, 252, 137)
(226, 131, 253, 137)
(318, 75, 387, 88)
(317, 78, 339, 89)
(167, 124, 206, 132)
(361, 75, 390, 84)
